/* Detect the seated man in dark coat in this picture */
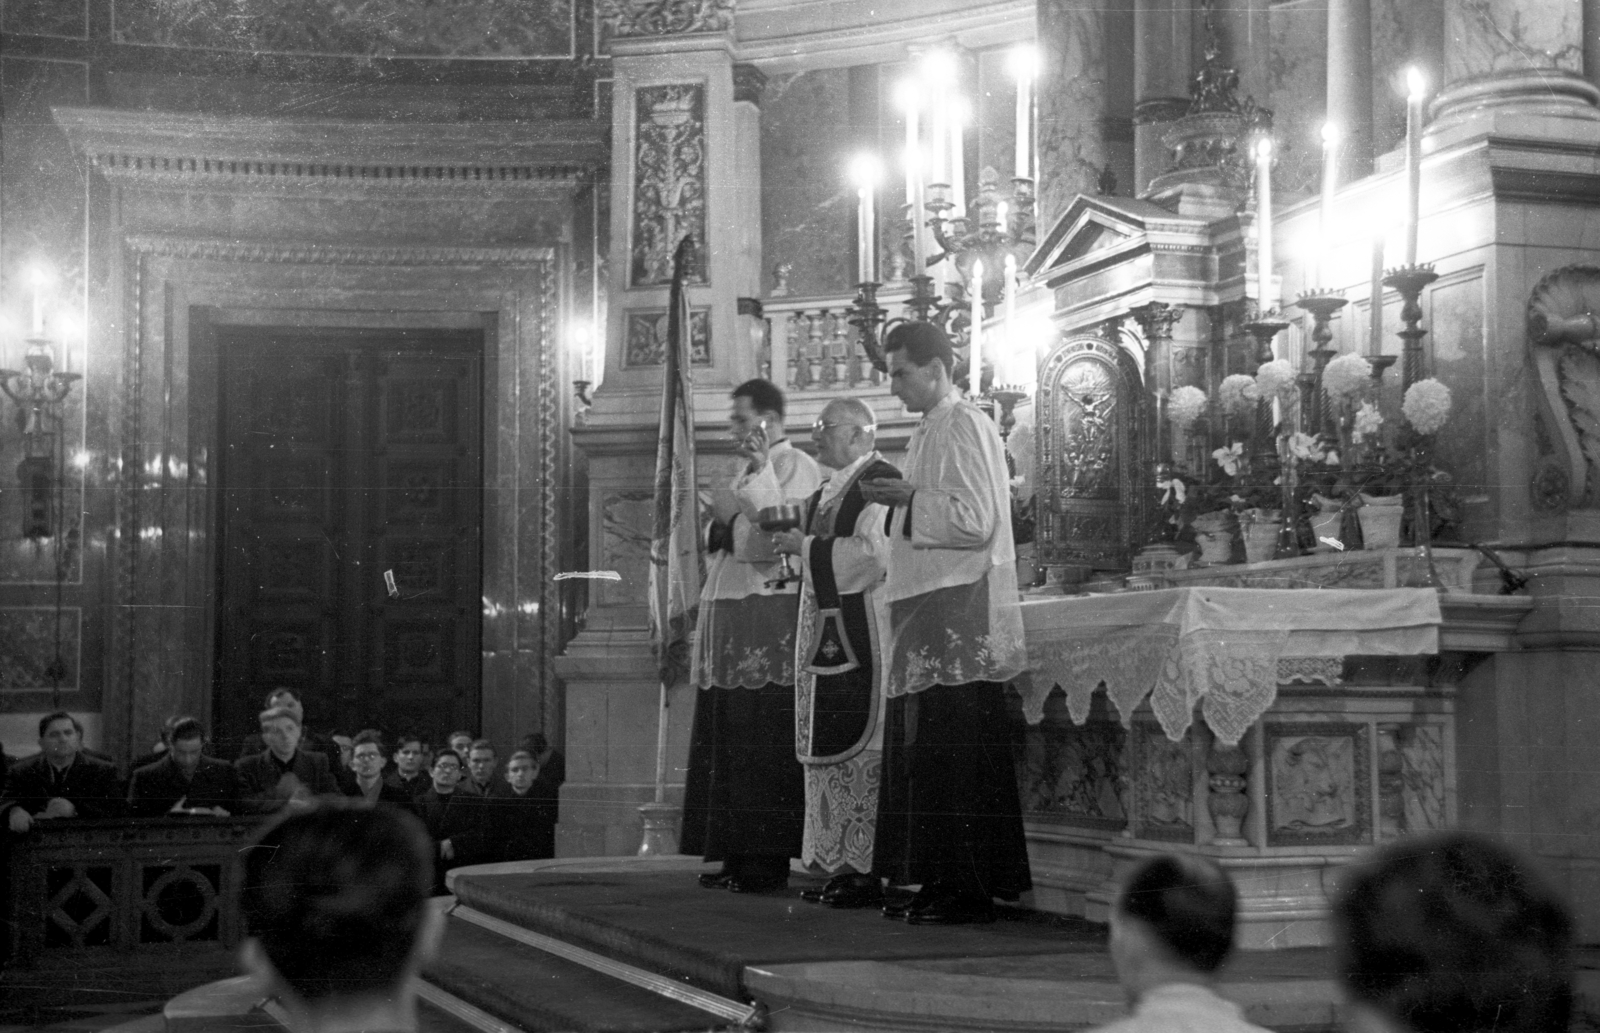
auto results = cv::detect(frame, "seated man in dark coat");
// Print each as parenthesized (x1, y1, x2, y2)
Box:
(343, 730, 415, 810)
(383, 735, 432, 801)
(128, 716, 240, 817)
(235, 707, 341, 815)
(2, 712, 124, 833)
(414, 750, 487, 894)
(484, 750, 555, 862)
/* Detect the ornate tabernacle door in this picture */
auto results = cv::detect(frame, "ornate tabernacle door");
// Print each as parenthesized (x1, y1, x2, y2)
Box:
(1036, 335, 1148, 572)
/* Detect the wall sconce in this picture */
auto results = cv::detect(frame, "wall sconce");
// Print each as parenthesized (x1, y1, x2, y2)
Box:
(2, 271, 82, 539)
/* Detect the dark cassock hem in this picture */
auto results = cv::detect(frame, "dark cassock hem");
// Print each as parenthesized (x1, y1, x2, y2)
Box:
(702, 681, 805, 863)
(679, 686, 717, 857)
(871, 681, 1032, 899)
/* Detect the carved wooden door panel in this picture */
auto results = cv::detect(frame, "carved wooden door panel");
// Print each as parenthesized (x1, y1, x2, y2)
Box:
(216, 329, 482, 751)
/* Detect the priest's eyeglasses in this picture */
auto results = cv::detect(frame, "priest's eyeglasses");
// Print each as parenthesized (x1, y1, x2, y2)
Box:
(811, 420, 875, 437)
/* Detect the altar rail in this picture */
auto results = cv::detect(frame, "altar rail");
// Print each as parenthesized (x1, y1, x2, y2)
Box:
(6, 816, 260, 966)
(763, 289, 908, 394)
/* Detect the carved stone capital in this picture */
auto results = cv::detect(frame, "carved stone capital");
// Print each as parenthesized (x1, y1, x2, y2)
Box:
(601, 0, 735, 40)
(1130, 301, 1183, 343)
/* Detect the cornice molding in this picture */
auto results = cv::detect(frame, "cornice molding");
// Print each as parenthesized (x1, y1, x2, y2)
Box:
(53, 106, 607, 192)
(124, 236, 557, 267)
(733, 0, 1031, 73)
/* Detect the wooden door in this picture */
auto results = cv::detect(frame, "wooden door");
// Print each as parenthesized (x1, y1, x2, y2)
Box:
(214, 328, 482, 751)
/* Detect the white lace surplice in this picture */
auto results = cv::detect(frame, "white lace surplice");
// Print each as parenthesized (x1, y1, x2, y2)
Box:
(1019, 587, 1443, 746)
(693, 594, 799, 689)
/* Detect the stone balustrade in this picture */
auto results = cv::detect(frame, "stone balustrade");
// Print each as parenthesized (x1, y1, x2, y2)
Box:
(762, 289, 909, 394)
(6, 816, 261, 966)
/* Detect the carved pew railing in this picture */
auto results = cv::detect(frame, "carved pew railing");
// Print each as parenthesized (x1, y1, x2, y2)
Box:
(6, 816, 262, 966)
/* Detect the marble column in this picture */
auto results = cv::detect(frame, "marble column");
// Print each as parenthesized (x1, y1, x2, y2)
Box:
(1039, 0, 1110, 227)
(557, 0, 746, 857)
(1132, 0, 1189, 198)
(1586, 0, 1600, 94)
(1326, 0, 1374, 180)
(1433, 0, 1599, 132)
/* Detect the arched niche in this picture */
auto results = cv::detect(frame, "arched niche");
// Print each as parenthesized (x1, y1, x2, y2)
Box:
(1035, 334, 1149, 573)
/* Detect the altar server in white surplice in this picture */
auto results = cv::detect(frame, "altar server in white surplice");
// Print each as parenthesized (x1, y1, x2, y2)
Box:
(690, 378, 822, 895)
(774, 398, 899, 911)
(859, 322, 1031, 926)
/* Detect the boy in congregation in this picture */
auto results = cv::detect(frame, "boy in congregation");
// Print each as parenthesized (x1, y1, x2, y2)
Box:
(1089, 854, 1270, 1033)
(484, 749, 556, 861)
(235, 706, 341, 814)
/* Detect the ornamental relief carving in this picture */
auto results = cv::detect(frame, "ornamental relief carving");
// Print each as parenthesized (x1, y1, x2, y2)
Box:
(1527, 265, 1600, 508)
(601, 0, 734, 39)
(631, 84, 708, 287)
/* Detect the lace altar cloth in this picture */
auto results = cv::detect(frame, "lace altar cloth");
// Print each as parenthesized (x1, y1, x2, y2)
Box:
(1019, 587, 1442, 746)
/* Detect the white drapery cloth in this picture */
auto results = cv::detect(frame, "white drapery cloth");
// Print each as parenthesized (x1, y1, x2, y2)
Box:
(1020, 587, 1443, 745)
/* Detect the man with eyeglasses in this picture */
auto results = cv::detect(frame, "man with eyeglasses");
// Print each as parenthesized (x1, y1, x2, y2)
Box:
(691, 378, 822, 895)
(414, 749, 485, 894)
(343, 730, 416, 810)
(774, 398, 899, 910)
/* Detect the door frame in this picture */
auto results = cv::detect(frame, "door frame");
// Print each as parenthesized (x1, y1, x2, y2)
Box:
(106, 239, 566, 759)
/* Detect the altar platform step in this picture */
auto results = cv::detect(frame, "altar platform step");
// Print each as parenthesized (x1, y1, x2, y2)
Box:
(427, 856, 1343, 1033)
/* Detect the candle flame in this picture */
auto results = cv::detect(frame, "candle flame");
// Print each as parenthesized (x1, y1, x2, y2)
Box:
(1008, 44, 1039, 80)
(996, 201, 1009, 226)
(848, 153, 884, 188)
(27, 262, 52, 289)
(1406, 66, 1426, 100)
(1321, 122, 1340, 146)
(1256, 138, 1273, 161)
(972, 259, 984, 280)
(921, 49, 957, 82)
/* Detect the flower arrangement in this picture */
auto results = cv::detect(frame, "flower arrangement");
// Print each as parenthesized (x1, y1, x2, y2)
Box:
(1218, 374, 1258, 416)
(1402, 378, 1452, 435)
(1321, 353, 1372, 403)
(1254, 359, 1296, 400)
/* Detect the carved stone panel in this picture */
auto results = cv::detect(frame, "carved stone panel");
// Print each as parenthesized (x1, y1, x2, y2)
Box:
(1266, 722, 1371, 846)
(0, 606, 81, 691)
(1527, 265, 1600, 508)
(1131, 720, 1195, 841)
(1377, 722, 1446, 840)
(601, 0, 734, 39)
(1036, 336, 1147, 570)
(624, 307, 712, 367)
(600, 490, 655, 607)
(631, 84, 707, 287)
(1015, 699, 1128, 830)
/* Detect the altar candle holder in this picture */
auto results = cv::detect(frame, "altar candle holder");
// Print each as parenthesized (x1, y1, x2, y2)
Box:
(1294, 289, 1348, 440)
(1381, 263, 1440, 392)
(1243, 311, 1290, 469)
(845, 280, 889, 374)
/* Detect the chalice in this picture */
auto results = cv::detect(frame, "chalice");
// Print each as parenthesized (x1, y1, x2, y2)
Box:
(756, 503, 805, 589)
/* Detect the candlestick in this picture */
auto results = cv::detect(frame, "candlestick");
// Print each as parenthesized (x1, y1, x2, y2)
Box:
(1003, 254, 1018, 383)
(1404, 67, 1425, 266)
(1010, 45, 1037, 181)
(1255, 138, 1276, 311)
(1319, 122, 1339, 285)
(970, 259, 984, 393)
(949, 99, 967, 220)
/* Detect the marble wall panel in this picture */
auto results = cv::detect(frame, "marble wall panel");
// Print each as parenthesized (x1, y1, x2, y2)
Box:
(0, 606, 80, 691)
(623, 308, 711, 367)
(1266, 0, 1326, 199)
(1014, 695, 1128, 829)
(1443, 0, 1584, 81)
(1427, 272, 1490, 529)
(1132, 720, 1194, 841)
(599, 490, 653, 610)
(760, 68, 855, 300)
(1037, 0, 1109, 231)
(2, 0, 87, 37)
(110, 0, 574, 58)
(1370, 0, 1444, 159)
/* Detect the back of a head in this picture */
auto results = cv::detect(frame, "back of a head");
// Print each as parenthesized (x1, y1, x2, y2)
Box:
(1117, 854, 1237, 974)
(884, 321, 954, 372)
(731, 378, 785, 419)
(1335, 832, 1572, 1033)
(242, 800, 434, 1001)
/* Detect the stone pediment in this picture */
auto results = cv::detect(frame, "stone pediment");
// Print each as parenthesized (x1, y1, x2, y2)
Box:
(1026, 194, 1200, 283)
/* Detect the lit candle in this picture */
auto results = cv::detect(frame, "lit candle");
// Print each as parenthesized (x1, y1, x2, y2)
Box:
(850, 154, 882, 285)
(1319, 122, 1339, 285)
(925, 55, 951, 191)
(30, 285, 43, 337)
(1255, 138, 1275, 311)
(970, 260, 984, 393)
(907, 144, 927, 276)
(995, 200, 1009, 233)
(1010, 46, 1036, 180)
(1367, 232, 1385, 356)
(949, 99, 967, 219)
(1003, 253, 1018, 383)
(1404, 67, 1425, 266)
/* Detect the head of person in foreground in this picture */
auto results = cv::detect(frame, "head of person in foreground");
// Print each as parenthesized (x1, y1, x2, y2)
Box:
(1334, 832, 1572, 1033)
(240, 799, 441, 1029)
(1110, 853, 1239, 1003)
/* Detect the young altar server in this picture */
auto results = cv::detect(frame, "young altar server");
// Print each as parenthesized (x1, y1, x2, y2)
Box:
(859, 322, 1031, 925)
(774, 398, 898, 909)
(692, 379, 822, 894)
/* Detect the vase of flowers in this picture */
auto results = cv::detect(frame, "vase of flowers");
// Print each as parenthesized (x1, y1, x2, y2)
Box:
(1357, 492, 1405, 548)
(1241, 510, 1283, 563)
(1190, 508, 1234, 565)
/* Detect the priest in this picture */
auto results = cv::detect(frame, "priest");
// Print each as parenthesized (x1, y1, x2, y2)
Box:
(774, 398, 898, 909)
(859, 322, 1032, 925)
(692, 379, 823, 894)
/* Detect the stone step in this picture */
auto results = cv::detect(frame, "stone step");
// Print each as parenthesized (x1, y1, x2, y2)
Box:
(423, 906, 746, 1033)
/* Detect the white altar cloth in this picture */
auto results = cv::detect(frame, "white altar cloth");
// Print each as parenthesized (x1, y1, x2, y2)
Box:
(1019, 587, 1443, 746)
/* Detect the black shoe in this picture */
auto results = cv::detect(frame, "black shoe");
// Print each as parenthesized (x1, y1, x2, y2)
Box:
(798, 886, 829, 903)
(822, 874, 884, 909)
(880, 888, 927, 920)
(905, 892, 995, 926)
(698, 871, 734, 890)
